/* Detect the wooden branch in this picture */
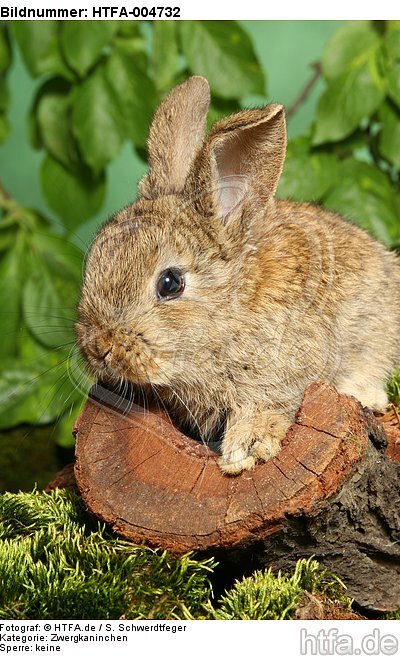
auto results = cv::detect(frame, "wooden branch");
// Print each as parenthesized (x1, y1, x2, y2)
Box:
(0, 181, 12, 208)
(73, 382, 400, 613)
(286, 62, 322, 119)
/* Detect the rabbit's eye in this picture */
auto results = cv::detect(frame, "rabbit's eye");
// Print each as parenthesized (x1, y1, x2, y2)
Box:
(156, 268, 185, 300)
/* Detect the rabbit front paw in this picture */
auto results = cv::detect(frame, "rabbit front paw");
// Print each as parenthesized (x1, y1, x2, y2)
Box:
(218, 411, 291, 475)
(219, 449, 256, 475)
(251, 435, 282, 461)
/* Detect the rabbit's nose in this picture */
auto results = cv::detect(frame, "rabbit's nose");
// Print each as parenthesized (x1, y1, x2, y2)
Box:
(102, 345, 113, 361)
(93, 335, 113, 361)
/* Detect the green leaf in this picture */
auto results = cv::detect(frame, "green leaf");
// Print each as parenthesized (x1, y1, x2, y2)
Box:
(60, 21, 118, 77)
(23, 270, 77, 350)
(54, 403, 84, 448)
(30, 231, 84, 279)
(105, 45, 158, 148)
(22, 230, 82, 350)
(277, 136, 339, 202)
(384, 22, 400, 63)
(387, 63, 400, 108)
(27, 105, 42, 151)
(0, 77, 9, 113)
(313, 55, 385, 144)
(40, 154, 105, 229)
(152, 21, 179, 90)
(0, 80, 8, 138)
(379, 101, 400, 169)
(179, 21, 265, 99)
(322, 21, 380, 80)
(35, 79, 80, 170)
(114, 35, 149, 61)
(112, 32, 148, 63)
(323, 159, 400, 247)
(207, 97, 241, 129)
(0, 114, 9, 144)
(0, 353, 77, 429)
(116, 22, 142, 39)
(323, 129, 367, 159)
(72, 62, 125, 171)
(0, 217, 18, 253)
(0, 235, 26, 358)
(13, 22, 73, 79)
(0, 24, 11, 75)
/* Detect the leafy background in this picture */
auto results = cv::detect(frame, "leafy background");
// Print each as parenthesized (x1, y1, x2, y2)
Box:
(0, 19, 400, 491)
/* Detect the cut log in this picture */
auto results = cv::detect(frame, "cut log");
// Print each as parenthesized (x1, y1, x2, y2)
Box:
(74, 382, 400, 612)
(45, 463, 77, 492)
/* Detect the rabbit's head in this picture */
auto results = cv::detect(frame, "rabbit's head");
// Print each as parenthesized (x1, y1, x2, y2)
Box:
(76, 76, 287, 392)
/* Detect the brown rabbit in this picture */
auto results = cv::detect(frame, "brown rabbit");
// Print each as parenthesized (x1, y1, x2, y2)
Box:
(76, 76, 400, 474)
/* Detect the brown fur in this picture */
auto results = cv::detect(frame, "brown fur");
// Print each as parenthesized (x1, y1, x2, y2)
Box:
(76, 76, 400, 474)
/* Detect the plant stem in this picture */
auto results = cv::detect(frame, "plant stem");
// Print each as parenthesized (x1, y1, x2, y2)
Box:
(366, 123, 381, 168)
(0, 181, 11, 206)
(286, 62, 322, 119)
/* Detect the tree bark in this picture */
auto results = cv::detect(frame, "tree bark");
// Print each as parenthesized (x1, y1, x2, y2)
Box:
(73, 381, 400, 612)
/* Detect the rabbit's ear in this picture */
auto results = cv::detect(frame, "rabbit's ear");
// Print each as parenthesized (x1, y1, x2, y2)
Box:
(187, 104, 286, 220)
(139, 77, 210, 198)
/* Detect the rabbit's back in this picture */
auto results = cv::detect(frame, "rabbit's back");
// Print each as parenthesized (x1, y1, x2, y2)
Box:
(252, 199, 400, 409)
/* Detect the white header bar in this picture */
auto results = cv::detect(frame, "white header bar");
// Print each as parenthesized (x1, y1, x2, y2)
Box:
(0, 0, 399, 20)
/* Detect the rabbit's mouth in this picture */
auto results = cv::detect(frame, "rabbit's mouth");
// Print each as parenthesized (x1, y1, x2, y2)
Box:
(76, 320, 174, 387)
(105, 347, 165, 386)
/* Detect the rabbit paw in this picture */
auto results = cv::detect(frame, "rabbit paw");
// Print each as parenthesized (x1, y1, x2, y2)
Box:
(251, 435, 282, 461)
(336, 377, 389, 412)
(218, 412, 291, 475)
(219, 450, 256, 475)
(250, 414, 290, 462)
(218, 421, 257, 474)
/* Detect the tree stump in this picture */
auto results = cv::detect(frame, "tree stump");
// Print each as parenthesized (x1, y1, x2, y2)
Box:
(74, 382, 400, 612)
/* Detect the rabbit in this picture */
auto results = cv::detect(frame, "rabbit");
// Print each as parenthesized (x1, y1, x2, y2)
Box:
(75, 75, 400, 475)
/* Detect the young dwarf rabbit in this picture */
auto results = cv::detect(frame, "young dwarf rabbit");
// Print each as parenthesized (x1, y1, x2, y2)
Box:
(76, 76, 400, 474)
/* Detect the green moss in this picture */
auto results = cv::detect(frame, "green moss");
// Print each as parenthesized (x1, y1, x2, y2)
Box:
(208, 557, 349, 620)
(0, 489, 214, 619)
(386, 368, 400, 407)
(0, 489, 355, 620)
